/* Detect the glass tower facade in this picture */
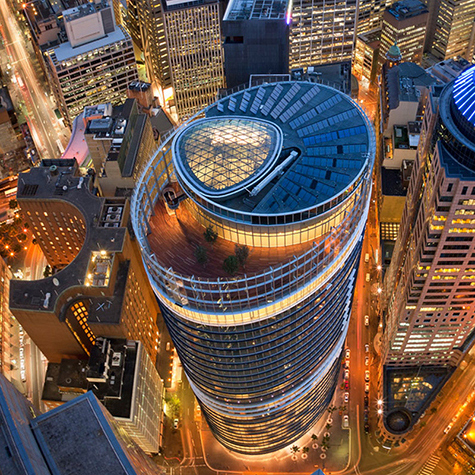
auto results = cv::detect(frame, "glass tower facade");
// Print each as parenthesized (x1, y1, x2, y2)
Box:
(132, 82, 375, 453)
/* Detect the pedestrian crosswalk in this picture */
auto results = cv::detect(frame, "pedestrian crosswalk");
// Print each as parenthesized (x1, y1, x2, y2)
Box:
(417, 454, 441, 475)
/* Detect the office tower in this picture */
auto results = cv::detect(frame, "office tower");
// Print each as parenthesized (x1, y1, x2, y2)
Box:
(0, 373, 163, 474)
(382, 65, 475, 440)
(356, 0, 389, 35)
(222, 0, 290, 89)
(428, 0, 475, 61)
(83, 98, 157, 196)
(9, 159, 161, 363)
(353, 28, 381, 84)
(379, 0, 428, 69)
(289, 0, 357, 69)
(42, 337, 164, 454)
(162, 0, 225, 120)
(44, 1, 138, 127)
(132, 82, 375, 453)
(130, 0, 171, 91)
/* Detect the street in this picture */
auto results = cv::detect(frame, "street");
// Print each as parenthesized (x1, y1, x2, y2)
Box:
(0, 0, 70, 159)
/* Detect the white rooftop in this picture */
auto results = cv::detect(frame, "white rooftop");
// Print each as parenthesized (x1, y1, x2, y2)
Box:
(53, 27, 127, 63)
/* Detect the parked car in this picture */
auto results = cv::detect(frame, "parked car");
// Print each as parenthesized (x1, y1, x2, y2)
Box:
(365, 356, 369, 366)
(365, 344, 370, 353)
(365, 370, 370, 381)
(344, 392, 349, 403)
(173, 418, 179, 429)
(344, 369, 350, 380)
(364, 423, 370, 434)
(365, 382, 370, 393)
(365, 315, 369, 326)
(345, 348, 350, 359)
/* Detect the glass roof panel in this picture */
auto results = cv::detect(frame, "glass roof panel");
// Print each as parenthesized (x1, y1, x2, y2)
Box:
(175, 118, 281, 197)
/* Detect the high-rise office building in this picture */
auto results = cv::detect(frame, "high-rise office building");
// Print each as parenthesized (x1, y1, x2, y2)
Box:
(0, 373, 163, 474)
(290, 0, 358, 69)
(382, 64, 475, 439)
(130, 0, 171, 91)
(428, 0, 475, 61)
(162, 0, 225, 120)
(132, 81, 375, 453)
(45, 1, 138, 127)
(222, 0, 290, 89)
(356, 0, 389, 36)
(42, 337, 164, 454)
(10, 159, 161, 363)
(379, 0, 428, 68)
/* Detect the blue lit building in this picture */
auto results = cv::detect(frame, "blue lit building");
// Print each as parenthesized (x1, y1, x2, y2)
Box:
(132, 82, 375, 453)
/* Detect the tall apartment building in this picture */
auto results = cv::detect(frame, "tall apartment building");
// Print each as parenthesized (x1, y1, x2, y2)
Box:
(45, 1, 138, 127)
(428, 0, 475, 61)
(9, 159, 161, 364)
(222, 0, 290, 89)
(162, 0, 225, 120)
(132, 82, 376, 453)
(382, 65, 475, 439)
(0, 374, 163, 474)
(290, 0, 358, 69)
(83, 98, 157, 196)
(379, 0, 428, 69)
(42, 337, 164, 454)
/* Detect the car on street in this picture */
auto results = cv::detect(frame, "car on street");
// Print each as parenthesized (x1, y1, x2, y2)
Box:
(365, 382, 370, 393)
(365, 315, 369, 326)
(173, 418, 179, 429)
(365, 370, 370, 381)
(345, 348, 350, 359)
(344, 392, 349, 403)
(365, 356, 369, 366)
(343, 415, 349, 428)
(344, 359, 350, 369)
(365, 344, 369, 353)
(364, 423, 370, 434)
(344, 369, 350, 380)
(344, 380, 350, 390)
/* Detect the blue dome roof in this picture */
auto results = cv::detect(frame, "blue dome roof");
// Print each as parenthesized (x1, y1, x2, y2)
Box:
(453, 66, 475, 126)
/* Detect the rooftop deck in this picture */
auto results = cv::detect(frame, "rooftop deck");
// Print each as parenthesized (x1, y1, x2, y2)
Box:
(148, 199, 315, 279)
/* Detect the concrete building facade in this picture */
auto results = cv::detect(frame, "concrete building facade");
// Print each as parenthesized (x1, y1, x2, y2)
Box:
(10, 159, 161, 364)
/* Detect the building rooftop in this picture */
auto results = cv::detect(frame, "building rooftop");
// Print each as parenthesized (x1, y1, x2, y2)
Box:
(426, 57, 471, 84)
(52, 25, 127, 63)
(30, 392, 140, 474)
(9, 160, 130, 323)
(193, 82, 370, 214)
(453, 66, 475, 127)
(63, 0, 111, 22)
(384, 62, 438, 109)
(386, 0, 428, 20)
(224, 0, 290, 21)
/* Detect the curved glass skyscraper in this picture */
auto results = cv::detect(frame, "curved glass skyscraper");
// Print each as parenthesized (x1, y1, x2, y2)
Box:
(132, 82, 375, 454)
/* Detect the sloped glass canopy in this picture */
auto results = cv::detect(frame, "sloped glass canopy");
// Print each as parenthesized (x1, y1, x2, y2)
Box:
(173, 117, 282, 198)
